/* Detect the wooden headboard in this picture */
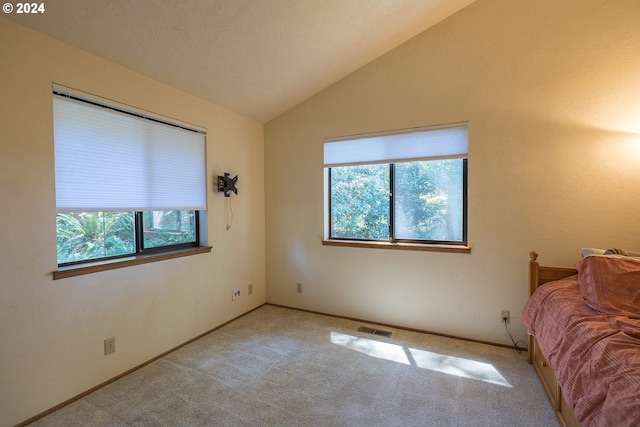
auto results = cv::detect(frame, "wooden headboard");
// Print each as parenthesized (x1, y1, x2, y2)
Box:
(527, 251, 577, 364)
(529, 251, 577, 296)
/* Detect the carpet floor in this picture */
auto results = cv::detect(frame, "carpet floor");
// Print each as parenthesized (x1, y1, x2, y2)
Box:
(28, 305, 559, 426)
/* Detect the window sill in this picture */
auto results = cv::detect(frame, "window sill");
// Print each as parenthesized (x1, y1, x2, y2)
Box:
(53, 246, 212, 280)
(322, 239, 471, 254)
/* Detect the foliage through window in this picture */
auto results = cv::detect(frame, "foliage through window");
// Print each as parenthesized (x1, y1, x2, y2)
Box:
(53, 85, 206, 266)
(56, 210, 197, 264)
(325, 124, 467, 245)
(330, 164, 390, 240)
(56, 211, 134, 264)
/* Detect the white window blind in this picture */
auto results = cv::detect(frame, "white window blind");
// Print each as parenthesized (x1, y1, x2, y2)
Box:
(324, 123, 468, 167)
(53, 91, 206, 212)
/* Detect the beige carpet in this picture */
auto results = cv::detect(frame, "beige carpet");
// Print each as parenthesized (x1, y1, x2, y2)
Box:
(28, 305, 559, 426)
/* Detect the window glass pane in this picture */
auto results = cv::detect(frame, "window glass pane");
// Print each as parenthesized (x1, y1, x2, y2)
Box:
(143, 210, 196, 249)
(56, 212, 135, 264)
(394, 159, 464, 241)
(330, 165, 390, 240)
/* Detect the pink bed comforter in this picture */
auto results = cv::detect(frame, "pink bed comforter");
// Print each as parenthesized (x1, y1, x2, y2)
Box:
(522, 273, 640, 427)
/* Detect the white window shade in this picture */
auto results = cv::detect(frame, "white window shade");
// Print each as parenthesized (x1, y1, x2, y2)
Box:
(324, 124, 468, 167)
(53, 94, 206, 212)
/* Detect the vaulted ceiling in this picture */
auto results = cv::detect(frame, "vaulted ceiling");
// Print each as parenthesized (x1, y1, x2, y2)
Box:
(6, 0, 475, 122)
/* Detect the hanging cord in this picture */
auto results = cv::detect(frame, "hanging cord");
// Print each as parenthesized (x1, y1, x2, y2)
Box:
(504, 320, 528, 354)
(225, 196, 233, 230)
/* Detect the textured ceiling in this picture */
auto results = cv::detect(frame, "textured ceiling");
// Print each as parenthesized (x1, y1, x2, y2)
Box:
(5, 0, 475, 122)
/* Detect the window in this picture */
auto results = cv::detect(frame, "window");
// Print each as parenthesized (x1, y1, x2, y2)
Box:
(324, 124, 468, 247)
(53, 85, 207, 266)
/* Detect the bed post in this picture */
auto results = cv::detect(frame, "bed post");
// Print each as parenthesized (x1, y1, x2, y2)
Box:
(527, 251, 539, 364)
(529, 251, 539, 296)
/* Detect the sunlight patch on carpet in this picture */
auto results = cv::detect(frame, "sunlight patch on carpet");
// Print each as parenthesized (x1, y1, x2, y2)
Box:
(330, 332, 511, 387)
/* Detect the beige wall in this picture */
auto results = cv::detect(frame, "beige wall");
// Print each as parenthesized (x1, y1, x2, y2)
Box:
(265, 0, 640, 345)
(0, 19, 265, 426)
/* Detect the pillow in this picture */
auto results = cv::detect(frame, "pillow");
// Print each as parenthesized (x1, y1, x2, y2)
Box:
(603, 248, 640, 257)
(581, 247, 640, 258)
(577, 255, 640, 318)
(581, 248, 606, 257)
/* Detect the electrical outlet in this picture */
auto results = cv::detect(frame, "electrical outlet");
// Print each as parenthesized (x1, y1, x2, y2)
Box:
(232, 289, 241, 301)
(248, 283, 253, 295)
(501, 309, 510, 324)
(296, 283, 303, 293)
(104, 336, 115, 355)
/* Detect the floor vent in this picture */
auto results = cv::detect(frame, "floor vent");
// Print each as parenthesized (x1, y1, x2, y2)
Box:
(357, 326, 392, 338)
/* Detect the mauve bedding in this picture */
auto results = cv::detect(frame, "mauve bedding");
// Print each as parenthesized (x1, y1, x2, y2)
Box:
(522, 261, 640, 427)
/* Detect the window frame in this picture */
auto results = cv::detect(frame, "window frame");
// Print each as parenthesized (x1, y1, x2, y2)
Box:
(56, 210, 201, 268)
(327, 159, 468, 246)
(323, 124, 470, 253)
(390, 160, 468, 246)
(52, 85, 210, 277)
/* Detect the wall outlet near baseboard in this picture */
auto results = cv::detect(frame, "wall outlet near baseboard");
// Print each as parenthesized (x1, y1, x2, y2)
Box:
(104, 336, 116, 355)
(232, 289, 241, 301)
(296, 283, 303, 293)
(248, 283, 253, 295)
(501, 309, 510, 324)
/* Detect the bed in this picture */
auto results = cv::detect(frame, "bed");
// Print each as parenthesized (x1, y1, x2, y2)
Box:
(522, 251, 640, 427)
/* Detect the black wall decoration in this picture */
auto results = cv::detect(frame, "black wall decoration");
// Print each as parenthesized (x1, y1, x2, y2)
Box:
(217, 173, 238, 197)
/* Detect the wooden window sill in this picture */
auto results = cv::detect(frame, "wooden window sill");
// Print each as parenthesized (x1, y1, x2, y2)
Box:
(322, 239, 471, 254)
(53, 246, 212, 280)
